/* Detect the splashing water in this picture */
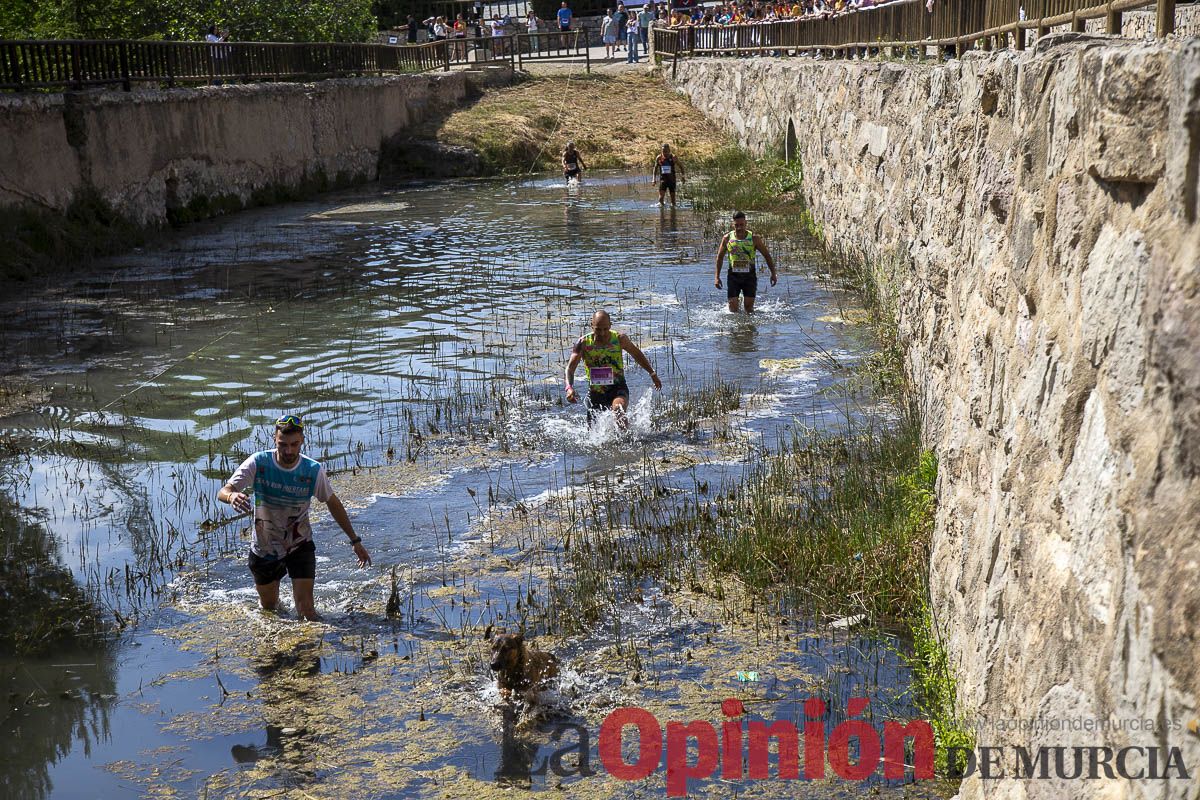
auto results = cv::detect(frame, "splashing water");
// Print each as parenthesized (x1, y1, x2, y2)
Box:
(539, 391, 656, 450)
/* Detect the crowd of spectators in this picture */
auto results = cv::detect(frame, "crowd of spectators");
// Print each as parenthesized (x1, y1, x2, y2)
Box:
(659, 0, 915, 27)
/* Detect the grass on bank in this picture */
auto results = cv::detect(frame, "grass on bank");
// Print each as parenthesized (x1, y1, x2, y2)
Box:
(419, 73, 730, 174)
(692, 145, 974, 767)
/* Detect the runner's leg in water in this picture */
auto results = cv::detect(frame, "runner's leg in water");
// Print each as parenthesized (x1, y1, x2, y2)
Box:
(726, 270, 758, 314)
(587, 384, 631, 430)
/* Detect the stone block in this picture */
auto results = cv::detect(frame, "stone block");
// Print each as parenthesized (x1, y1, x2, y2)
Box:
(1079, 45, 1168, 185)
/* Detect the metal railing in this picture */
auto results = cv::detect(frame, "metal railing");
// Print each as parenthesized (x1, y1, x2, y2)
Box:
(0, 38, 468, 91)
(653, 0, 1177, 62)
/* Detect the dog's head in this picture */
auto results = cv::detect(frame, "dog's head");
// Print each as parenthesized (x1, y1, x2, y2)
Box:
(490, 632, 524, 673)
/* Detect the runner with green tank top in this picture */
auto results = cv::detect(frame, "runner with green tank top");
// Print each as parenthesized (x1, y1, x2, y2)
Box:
(565, 310, 662, 429)
(714, 210, 778, 314)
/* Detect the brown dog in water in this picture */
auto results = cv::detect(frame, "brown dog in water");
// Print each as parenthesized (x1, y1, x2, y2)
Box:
(489, 632, 559, 702)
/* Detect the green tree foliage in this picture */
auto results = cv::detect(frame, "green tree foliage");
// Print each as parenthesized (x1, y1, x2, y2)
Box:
(0, 0, 376, 41)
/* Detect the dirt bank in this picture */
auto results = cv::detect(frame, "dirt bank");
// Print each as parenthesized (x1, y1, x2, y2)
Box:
(413, 72, 729, 175)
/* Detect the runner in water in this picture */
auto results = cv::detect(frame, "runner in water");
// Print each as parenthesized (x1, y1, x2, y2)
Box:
(714, 210, 778, 314)
(217, 414, 371, 621)
(562, 141, 586, 184)
(565, 310, 662, 429)
(652, 143, 685, 206)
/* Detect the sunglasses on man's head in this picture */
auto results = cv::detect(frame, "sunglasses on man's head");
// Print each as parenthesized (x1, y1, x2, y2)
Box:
(276, 415, 304, 429)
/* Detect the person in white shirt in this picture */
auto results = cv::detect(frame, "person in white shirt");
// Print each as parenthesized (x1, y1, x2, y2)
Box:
(527, 10, 541, 51)
(217, 415, 371, 621)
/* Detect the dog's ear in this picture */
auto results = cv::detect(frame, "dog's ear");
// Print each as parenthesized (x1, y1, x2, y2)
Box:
(512, 632, 524, 645)
(483, 623, 494, 641)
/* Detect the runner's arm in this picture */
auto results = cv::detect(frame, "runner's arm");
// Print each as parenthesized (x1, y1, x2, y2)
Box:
(218, 483, 251, 513)
(714, 235, 728, 287)
(754, 234, 778, 283)
(618, 335, 662, 389)
(326, 493, 371, 567)
(218, 456, 255, 513)
(565, 351, 582, 402)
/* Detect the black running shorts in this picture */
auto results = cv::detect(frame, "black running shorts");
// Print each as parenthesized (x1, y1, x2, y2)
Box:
(726, 268, 757, 299)
(248, 540, 317, 585)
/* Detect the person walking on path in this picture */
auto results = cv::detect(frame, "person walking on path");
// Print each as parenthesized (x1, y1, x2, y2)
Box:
(714, 211, 779, 314)
(566, 310, 662, 429)
(652, 143, 685, 206)
(625, 11, 641, 62)
(217, 415, 371, 621)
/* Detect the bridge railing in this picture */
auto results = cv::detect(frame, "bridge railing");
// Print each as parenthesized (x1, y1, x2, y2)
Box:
(514, 27, 591, 72)
(653, 0, 1177, 60)
(0, 38, 465, 92)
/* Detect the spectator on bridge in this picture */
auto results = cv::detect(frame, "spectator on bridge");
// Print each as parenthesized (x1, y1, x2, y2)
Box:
(453, 14, 468, 58)
(601, 10, 617, 57)
(626, 11, 641, 61)
(557, 1, 574, 48)
(638, 4, 655, 51)
(527, 10, 542, 52)
(406, 14, 418, 43)
(490, 16, 508, 56)
(432, 16, 449, 41)
(205, 25, 229, 84)
(613, 4, 628, 51)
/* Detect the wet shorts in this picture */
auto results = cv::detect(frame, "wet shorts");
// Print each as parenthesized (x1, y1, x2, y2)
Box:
(659, 175, 677, 191)
(587, 381, 630, 413)
(565, 167, 581, 179)
(726, 268, 757, 299)
(248, 540, 316, 585)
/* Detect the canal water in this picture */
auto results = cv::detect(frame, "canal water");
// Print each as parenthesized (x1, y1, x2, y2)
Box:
(0, 173, 942, 798)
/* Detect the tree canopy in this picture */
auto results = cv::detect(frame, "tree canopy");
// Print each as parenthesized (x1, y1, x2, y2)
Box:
(0, 0, 376, 41)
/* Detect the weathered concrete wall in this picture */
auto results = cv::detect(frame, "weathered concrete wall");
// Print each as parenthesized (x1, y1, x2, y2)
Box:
(672, 35, 1200, 799)
(0, 72, 476, 227)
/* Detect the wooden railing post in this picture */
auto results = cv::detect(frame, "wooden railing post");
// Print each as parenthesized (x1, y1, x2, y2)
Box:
(71, 41, 83, 89)
(1106, 6, 1121, 34)
(1158, 0, 1176, 37)
(119, 40, 131, 91)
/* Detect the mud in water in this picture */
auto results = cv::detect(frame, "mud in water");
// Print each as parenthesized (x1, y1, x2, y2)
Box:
(0, 172, 951, 798)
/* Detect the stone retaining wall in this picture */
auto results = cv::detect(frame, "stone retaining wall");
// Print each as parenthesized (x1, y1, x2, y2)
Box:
(671, 35, 1200, 799)
(0, 72, 478, 228)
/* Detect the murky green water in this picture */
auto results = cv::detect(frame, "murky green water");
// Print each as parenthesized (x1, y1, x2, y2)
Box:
(0, 173, 945, 798)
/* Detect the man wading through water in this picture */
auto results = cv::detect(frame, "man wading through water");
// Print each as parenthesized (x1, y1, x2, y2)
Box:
(652, 143, 685, 206)
(566, 311, 662, 429)
(218, 415, 371, 620)
(562, 141, 586, 184)
(714, 210, 779, 314)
